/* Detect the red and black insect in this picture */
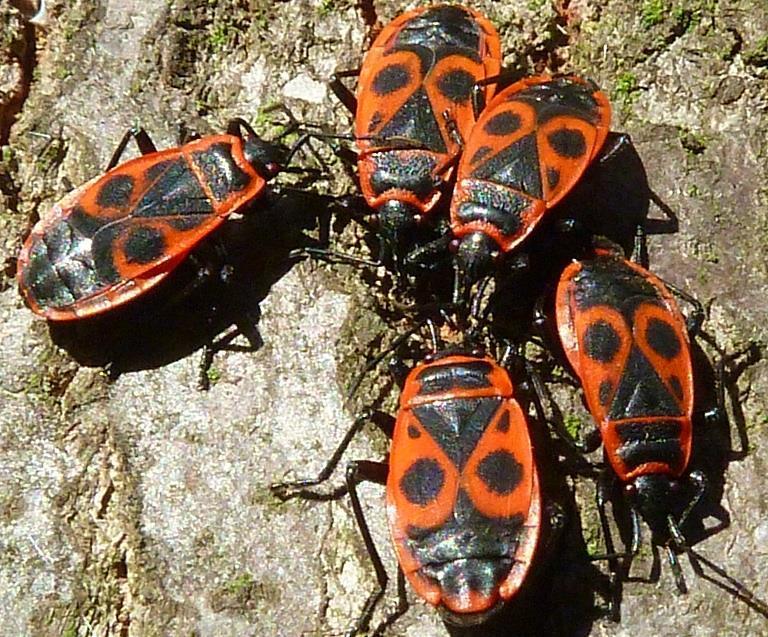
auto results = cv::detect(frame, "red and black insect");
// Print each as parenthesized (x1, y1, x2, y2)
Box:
(273, 347, 541, 633)
(332, 4, 501, 257)
(554, 248, 702, 590)
(385, 351, 540, 621)
(450, 75, 611, 281)
(17, 120, 293, 320)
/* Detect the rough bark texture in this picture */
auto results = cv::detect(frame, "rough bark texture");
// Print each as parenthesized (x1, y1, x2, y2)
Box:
(0, 1, 767, 636)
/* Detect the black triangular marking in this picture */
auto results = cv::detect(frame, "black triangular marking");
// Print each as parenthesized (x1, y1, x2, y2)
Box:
(378, 87, 447, 154)
(608, 346, 683, 419)
(412, 397, 501, 469)
(470, 133, 542, 199)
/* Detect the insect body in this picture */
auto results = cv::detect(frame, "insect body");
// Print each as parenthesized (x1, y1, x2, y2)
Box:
(451, 75, 611, 280)
(18, 120, 288, 320)
(337, 4, 501, 254)
(554, 249, 699, 588)
(386, 351, 540, 621)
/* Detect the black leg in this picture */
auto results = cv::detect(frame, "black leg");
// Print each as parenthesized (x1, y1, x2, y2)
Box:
(270, 410, 376, 501)
(371, 567, 409, 637)
(630, 223, 649, 268)
(330, 68, 361, 115)
(344, 459, 391, 637)
(661, 280, 705, 336)
(289, 245, 381, 269)
(106, 127, 157, 170)
(665, 544, 688, 594)
(594, 471, 625, 622)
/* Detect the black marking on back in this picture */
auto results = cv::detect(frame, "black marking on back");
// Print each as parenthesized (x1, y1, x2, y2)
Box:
(469, 145, 493, 165)
(368, 151, 438, 200)
(483, 111, 522, 136)
(400, 458, 445, 506)
(393, 5, 482, 65)
(476, 450, 522, 495)
(512, 78, 601, 125)
(668, 375, 684, 401)
(135, 157, 213, 219)
(496, 411, 510, 433)
(373, 63, 412, 96)
(572, 257, 663, 317)
(615, 419, 683, 469)
(123, 225, 167, 265)
(412, 397, 501, 469)
(547, 166, 560, 189)
(645, 317, 682, 360)
(377, 87, 447, 153)
(96, 174, 135, 209)
(416, 360, 494, 394)
(408, 424, 421, 439)
(90, 225, 125, 284)
(68, 206, 109, 237)
(599, 379, 613, 406)
(608, 346, 683, 419)
(368, 111, 384, 133)
(26, 221, 101, 308)
(191, 142, 251, 202)
(405, 488, 525, 599)
(470, 133, 543, 199)
(583, 319, 621, 363)
(547, 127, 587, 158)
(457, 183, 528, 235)
(436, 68, 475, 104)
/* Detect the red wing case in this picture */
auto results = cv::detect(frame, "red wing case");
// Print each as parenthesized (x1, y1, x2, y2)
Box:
(555, 253, 693, 481)
(386, 353, 540, 618)
(356, 5, 501, 217)
(17, 135, 263, 320)
(451, 75, 611, 251)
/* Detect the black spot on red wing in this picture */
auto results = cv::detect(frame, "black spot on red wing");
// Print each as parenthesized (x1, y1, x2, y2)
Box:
(599, 379, 613, 406)
(547, 166, 560, 189)
(547, 127, 587, 158)
(483, 111, 522, 136)
(368, 111, 384, 133)
(645, 318, 682, 360)
(496, 411, 510, 433)
(469, 145, 493, 165)
(436, 68, 475, 104)
(373, 64, 412, 96)
(123, 225, 167, 265)
(668, 375, 684, 401)
(476, 450, 523, 495)
(584, 320, 621, 363)
(192, 142, 251, 202)
(400, 458, 445, 506)
(408, 424, 421, 439)
(96, 174, 135, 208)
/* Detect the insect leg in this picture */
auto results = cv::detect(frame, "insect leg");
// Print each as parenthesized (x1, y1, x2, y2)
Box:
(105, 128, 157, 170)
(330, 68, 361, 115)
(344, 459, 393, 637)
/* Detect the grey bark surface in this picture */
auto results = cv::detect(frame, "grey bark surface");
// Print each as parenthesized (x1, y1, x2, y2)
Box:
(0, 1, 767, 636)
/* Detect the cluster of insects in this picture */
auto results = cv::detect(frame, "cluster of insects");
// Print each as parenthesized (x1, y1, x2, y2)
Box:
(16, 3, 762, 635)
